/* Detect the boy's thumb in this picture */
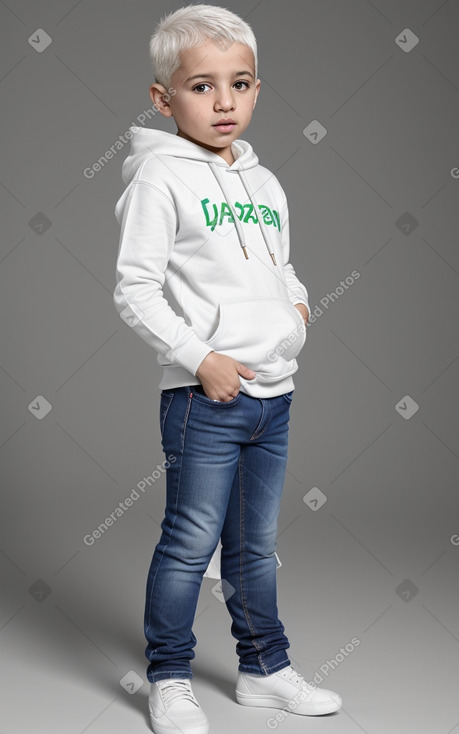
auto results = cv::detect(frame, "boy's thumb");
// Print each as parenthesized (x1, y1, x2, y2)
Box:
(237, 362, 256, 379)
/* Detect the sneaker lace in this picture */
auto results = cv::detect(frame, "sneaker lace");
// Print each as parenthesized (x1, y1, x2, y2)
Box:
(158, 679, 198, 709)
(282, 665, 316, 692)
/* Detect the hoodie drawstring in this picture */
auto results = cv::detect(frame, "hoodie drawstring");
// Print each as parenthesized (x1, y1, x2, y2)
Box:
(208, 162, 277, 267)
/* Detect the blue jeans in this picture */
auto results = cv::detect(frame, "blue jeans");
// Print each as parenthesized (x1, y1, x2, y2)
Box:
(144, 384, 293, 683)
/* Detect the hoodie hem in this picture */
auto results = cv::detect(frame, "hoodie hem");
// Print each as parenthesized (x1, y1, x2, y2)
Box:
(157, 365, 296, 398)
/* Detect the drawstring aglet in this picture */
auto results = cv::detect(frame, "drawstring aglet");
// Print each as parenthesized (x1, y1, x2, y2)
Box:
(242, 246, 249, 259)
(270, 252, 277, 266)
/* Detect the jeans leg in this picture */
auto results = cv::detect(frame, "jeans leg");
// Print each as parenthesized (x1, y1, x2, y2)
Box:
(144, 386, 242, 683)
(220, 392, 293, 675)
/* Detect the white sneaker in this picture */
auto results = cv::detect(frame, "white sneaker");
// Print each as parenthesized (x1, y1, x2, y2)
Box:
(149, 678, 209, 734)
(236, 664, 342, 716)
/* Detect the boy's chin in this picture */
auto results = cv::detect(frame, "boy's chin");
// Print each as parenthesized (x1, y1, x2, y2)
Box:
(176, 130, 233, 150)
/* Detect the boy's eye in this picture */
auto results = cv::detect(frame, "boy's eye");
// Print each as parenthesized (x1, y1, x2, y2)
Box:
(192, 83, 212, 93)
(233, 81, 250, 90)
(192, 80, 251, 93)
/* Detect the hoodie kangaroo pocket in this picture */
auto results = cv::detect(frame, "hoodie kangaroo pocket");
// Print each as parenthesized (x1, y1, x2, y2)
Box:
(205, 297, 307, 381)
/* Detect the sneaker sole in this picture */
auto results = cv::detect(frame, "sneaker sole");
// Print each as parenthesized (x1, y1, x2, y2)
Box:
(235, 690, 342, 715)
(150, 714, 209, 734)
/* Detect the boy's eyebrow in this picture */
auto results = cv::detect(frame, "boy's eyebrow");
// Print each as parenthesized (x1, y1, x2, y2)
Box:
(185, 70, 255, 82)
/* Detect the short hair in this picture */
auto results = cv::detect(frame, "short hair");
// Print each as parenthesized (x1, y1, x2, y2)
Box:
(149, 4, 258, 91)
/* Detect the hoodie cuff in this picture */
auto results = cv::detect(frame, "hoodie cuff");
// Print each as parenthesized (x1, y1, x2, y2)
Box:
(291, 298, 310, 316)
(171, 335, 215, 377)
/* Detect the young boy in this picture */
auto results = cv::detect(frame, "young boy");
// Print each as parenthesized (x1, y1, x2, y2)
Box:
(113, 5, 342, 733)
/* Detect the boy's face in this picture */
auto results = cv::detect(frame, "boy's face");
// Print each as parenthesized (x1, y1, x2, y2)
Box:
(150, 40, 261, 166)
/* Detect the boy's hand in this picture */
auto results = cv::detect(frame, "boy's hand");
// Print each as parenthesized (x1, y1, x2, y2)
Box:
(294, 303, 309, 324)
(196, 352, 256, 402)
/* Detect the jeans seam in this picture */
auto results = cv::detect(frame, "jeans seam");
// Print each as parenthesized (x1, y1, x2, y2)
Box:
(240, 658, 290, 676)
(160, 393, 174, 435)
(151, 671, 193, 679)
(238, 448, 269, 674)
(146, 389, 192, 645)
(250, 399, 268, 441)
(181, 389, 193, 454)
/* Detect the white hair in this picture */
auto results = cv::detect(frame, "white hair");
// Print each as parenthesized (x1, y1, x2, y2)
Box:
(149, 4, 258, 90)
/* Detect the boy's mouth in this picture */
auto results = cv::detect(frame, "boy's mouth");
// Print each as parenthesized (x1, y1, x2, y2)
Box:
(213, 119, 236, 132)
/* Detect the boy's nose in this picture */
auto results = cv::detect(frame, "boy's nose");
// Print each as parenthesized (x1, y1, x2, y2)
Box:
(214, 90, 236, 110)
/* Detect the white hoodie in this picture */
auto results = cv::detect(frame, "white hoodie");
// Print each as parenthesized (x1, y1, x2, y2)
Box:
(113, 126, 310, 399)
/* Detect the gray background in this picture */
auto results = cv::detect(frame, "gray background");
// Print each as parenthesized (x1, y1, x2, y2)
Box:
(1, 1, 459, 732)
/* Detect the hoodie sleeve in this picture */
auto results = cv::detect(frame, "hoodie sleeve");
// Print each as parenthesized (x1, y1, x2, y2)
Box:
(113, 180, 214, 375)
(280, 196, 310, 315)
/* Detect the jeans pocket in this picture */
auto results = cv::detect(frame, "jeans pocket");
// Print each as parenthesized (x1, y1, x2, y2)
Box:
(191, 386, 242, 406)
(282, 390, 294, 404)
(159, 391, 175, 435)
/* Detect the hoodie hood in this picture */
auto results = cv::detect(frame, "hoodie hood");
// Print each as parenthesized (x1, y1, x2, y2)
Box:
(121, 126, 277, 267)
(122, 126, 259, 185)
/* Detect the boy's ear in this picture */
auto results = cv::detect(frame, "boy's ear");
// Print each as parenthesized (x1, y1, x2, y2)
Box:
(253, 78, 261, 108)
(149, 83, 174, 118)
